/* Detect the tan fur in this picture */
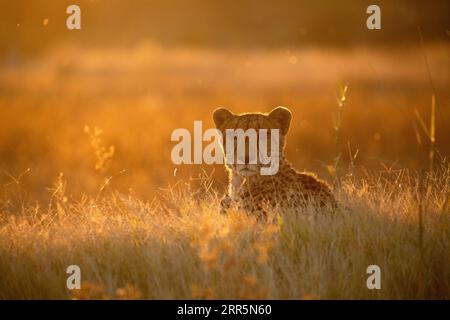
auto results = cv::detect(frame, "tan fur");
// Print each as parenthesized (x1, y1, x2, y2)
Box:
(213, 106, 336, 220)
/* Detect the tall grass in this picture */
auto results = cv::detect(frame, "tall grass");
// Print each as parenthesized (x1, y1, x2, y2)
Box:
(0, 166, 449, 299)
(330, 83, 348, 187)
(0, 44, 449, 300)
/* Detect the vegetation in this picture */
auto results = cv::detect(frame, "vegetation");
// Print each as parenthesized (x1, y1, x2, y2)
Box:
(0, 43, 448, 299)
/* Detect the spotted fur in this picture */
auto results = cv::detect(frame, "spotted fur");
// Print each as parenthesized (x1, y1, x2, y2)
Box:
(213, 106, 337, 220)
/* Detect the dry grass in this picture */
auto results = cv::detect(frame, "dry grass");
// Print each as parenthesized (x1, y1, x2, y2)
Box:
(0, 167, 449, 299)
(0, 43, 449, 299)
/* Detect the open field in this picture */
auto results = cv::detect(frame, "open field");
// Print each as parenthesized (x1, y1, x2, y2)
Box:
(0, 168, 449, 299)
(1, 43, 449, 199)
(0, 43, 449, 299)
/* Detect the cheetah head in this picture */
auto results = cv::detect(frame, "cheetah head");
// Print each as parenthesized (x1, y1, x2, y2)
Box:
(213, 107, 292, 176)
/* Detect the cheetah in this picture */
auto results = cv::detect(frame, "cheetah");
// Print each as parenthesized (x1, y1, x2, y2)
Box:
(213, 106, 337, 220)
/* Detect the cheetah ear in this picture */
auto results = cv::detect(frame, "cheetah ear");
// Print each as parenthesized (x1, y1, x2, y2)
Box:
(268, 106, 292, 135)
(213, 107, 234, 129)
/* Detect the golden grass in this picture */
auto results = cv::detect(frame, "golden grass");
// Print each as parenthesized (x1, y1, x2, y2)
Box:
(0, 166, 449, 299)
(0, 44, 449, 299)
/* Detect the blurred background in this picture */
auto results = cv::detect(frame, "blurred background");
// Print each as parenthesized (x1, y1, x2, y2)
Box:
(0, 0, 449, 201)
(1, 0, 449, 52)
